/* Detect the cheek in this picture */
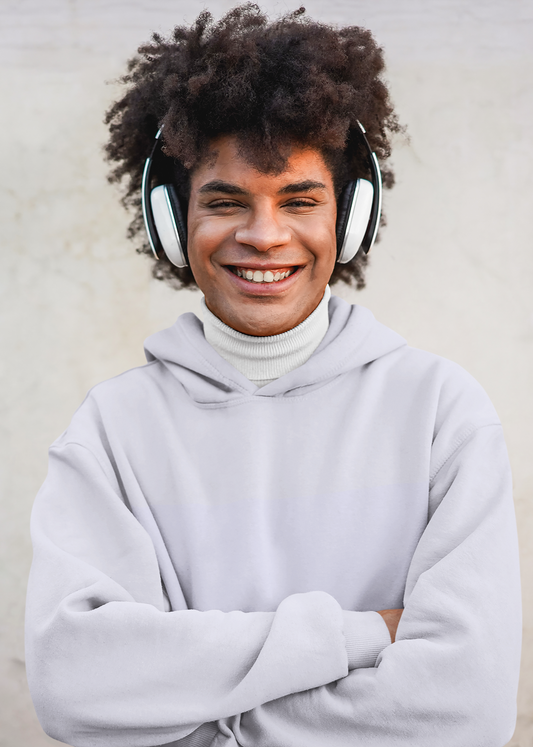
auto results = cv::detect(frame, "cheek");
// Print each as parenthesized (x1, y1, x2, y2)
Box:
(301, 217, 337, 267)
(187, 219, 228, 275)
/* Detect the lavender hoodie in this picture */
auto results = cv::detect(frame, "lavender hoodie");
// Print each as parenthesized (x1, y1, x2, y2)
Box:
(25, 295, 521, 747)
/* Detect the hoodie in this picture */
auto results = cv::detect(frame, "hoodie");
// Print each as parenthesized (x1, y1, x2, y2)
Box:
(25, 295, 522, 747)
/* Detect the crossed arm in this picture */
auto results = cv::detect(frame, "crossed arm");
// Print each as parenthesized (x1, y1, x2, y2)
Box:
(26, 425, 521, 747)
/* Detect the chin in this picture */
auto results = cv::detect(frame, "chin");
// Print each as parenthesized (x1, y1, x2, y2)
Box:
(228, 303, 294, 336)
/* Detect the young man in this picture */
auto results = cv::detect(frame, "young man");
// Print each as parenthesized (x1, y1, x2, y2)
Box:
(25, 6, 521, 747)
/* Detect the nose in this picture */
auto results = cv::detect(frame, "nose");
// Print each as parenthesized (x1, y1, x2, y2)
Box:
(234, 205, 292, 252)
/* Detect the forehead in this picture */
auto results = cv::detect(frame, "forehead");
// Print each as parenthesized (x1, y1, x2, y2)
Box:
(190, 135, 334, 191)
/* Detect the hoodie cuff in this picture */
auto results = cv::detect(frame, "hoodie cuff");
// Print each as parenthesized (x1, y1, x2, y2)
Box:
(342, 611, 392, 670)
(174, 722, 219, 747)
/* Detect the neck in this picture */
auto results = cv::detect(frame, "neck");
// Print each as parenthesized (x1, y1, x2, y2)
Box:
(201, 286, 331, 387)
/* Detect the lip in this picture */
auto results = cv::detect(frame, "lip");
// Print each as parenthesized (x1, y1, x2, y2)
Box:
(227, 263, 296, 271)
(223, 264, 303, 294)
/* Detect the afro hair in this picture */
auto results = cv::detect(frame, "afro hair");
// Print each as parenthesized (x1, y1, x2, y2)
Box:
(104, 3, 400, 289)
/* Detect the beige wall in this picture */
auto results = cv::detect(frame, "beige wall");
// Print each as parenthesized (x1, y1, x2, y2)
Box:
(1, 1, 532, 744)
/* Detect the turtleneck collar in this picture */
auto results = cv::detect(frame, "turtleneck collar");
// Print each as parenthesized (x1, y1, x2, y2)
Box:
(200, 286, 331, 387)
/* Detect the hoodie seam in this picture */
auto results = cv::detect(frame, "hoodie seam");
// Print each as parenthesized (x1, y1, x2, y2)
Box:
(49, 440, 124, 499)
(429, 421, 501, 485)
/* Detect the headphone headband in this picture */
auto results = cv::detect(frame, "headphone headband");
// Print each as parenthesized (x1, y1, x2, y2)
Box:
(141, 128, 166, 261)
(355, 121, 383, 255)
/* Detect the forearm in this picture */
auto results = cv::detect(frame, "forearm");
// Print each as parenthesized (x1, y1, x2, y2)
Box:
(230, 624, 519, 747)
(220, 428, 522, 746)
(25, 443, 390, 747)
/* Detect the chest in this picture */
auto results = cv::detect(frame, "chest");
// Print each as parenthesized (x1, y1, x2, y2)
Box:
(117, 373, 435, 612)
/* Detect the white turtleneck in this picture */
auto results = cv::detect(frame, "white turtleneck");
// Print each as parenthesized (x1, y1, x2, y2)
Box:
(201, 286, 331, 387)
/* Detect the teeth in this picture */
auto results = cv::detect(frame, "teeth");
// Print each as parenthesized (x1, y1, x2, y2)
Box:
(235, 268, 293, 283)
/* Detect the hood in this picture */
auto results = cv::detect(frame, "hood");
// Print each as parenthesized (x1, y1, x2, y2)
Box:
(144, 295, 406, 404)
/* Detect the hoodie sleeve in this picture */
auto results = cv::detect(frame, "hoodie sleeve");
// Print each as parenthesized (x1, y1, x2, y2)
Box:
(25, 439, 388, 747)
(218, 424, 522, 747)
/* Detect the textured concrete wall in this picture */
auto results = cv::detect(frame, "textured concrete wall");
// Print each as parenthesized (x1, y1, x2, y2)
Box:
(1, 1, 532, 744)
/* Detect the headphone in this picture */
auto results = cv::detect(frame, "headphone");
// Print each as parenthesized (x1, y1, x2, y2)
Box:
(141, 120, 382, 269)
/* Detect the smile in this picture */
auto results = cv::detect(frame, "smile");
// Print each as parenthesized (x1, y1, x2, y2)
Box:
(230, 267, 297, 283)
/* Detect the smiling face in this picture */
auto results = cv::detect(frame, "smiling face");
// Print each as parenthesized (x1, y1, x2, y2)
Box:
(187, 136, 338, 336)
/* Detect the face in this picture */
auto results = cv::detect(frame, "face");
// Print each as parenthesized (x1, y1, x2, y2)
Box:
(187, 136, 337, 336)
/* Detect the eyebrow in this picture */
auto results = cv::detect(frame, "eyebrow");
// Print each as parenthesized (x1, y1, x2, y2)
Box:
(277, 180, 327, 194)
(197, 179, 327, 196)
(198, 180, 249, 195)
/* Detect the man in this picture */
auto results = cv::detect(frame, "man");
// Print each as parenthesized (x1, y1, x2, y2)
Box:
(25, 5, 521, 746)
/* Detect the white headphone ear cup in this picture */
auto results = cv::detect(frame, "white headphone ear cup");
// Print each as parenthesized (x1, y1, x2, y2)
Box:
(337, 179, 374, 264)
(150, 185, 188, 268)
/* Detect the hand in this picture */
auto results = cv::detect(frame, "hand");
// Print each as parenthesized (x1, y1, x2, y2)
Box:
(377, 608, 403, 643)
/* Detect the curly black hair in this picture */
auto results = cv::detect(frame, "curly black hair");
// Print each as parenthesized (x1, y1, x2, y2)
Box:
(105, 3, 400, 290)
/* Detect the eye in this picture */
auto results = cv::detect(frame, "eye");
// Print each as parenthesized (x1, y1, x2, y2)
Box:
(284, 198, 317, 210)
(208, 199, 244, 209)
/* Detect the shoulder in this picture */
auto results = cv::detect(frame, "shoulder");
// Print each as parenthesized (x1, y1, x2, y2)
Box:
(397, 345, 499, 425)
(51, 358, 169, 454)
(332, 298, 496, 419)
(379, 343, 502, 450)
(87, 358, 167, 411)
(343, 304, 503, 445)
(390, 346, 503, 480)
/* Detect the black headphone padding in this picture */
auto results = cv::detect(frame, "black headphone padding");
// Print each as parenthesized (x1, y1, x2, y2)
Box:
(165, 184, 189, 264)
(335, 181, 357, 258)
(360, 150, 382, 254)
